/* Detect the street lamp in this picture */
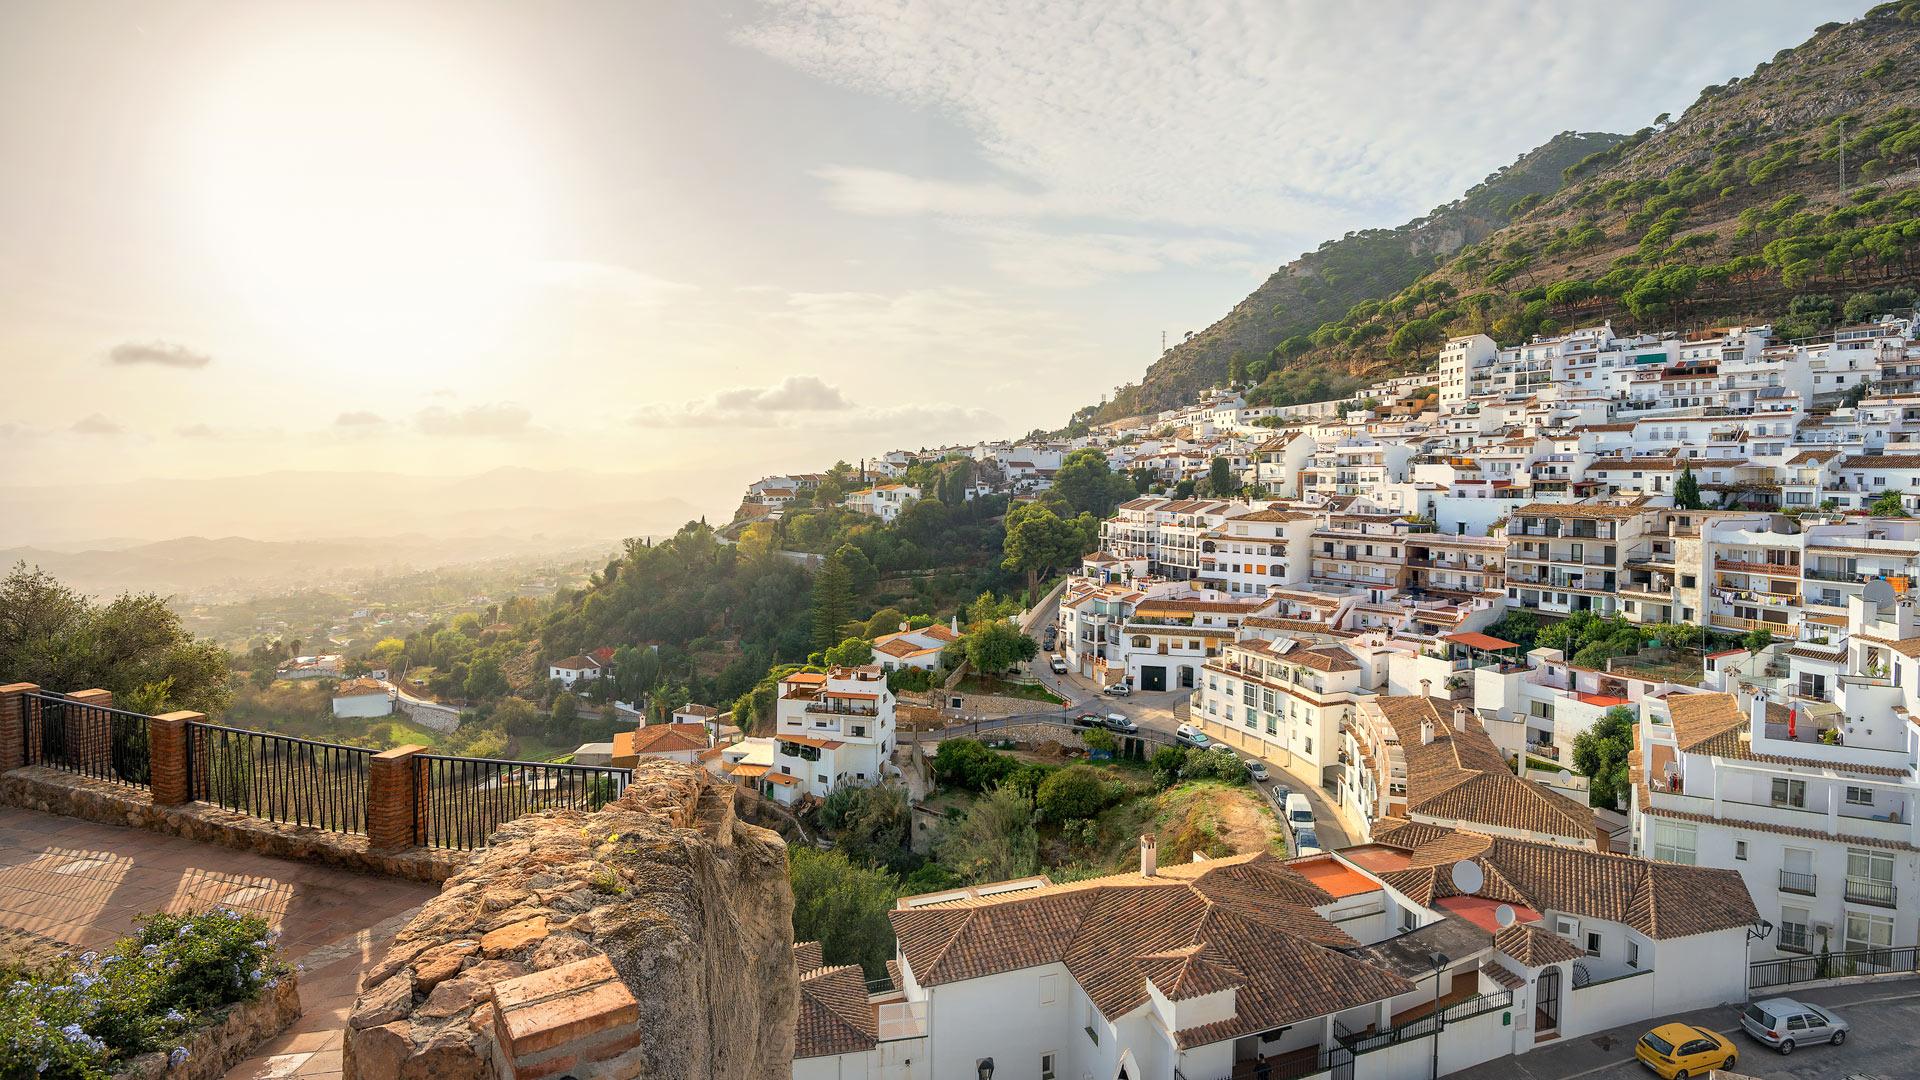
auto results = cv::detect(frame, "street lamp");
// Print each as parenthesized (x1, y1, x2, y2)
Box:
(1428, 950, 1450, 1080)
(976, 1058, 994, 1080)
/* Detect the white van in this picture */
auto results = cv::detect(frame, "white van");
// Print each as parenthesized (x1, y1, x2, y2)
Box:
(1284, 793, 1315, 834)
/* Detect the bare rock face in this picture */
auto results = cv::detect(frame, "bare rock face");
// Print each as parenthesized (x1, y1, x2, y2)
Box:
(344, 762, 796, 1080)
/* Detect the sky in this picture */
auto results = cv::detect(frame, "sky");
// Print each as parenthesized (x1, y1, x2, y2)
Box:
(0, 0, 1867, 531)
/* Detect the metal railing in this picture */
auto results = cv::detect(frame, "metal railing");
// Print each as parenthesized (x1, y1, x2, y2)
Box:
(189, 722, 371, 834)
(1844, 877, 1897, 907)
(416, 755, 632, 851)
(20, 691, 152, 788)
(1750, 946, 1920, 991)
(1779, 869, 1818, 895)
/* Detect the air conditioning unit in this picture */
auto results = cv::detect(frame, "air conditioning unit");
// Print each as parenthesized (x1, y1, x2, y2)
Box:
(1813, 921, 1834, 937)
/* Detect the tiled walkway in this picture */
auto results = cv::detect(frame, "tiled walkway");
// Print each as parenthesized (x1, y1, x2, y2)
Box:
(0, 807, 437, 1079)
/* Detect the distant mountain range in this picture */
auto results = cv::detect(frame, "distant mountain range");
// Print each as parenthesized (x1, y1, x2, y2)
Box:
(0, 467, 705, 596)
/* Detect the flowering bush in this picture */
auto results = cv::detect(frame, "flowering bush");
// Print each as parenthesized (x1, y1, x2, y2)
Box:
(0, 908, 289, 1079)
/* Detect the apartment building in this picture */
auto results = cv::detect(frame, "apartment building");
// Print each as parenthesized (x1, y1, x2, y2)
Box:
(1503, 500, 1658, 617)
(843, 483, 921, 523)
(770, 666, 895, 802)
(1404, 533, 1505, 599)
(1189, 632, 1389, 792)
(1309, 514, 1415, 600)
(1196, 507, 1316, 595)
(1633, 688, 1920, 966)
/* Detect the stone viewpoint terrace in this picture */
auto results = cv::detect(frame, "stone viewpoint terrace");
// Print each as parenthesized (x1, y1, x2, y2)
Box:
(0, 681, 797, 1080)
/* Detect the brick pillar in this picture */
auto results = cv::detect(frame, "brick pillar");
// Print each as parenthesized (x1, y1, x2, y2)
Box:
(367, 744, 427, 852)
(0, 683, 39, 772)
(491, 954, 640, 1079)
(149, 711, 202, 806)
(66, 689, 113, 775)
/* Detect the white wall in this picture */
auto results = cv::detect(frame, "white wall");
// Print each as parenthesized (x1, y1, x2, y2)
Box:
(1563, 969, 1656, 1039)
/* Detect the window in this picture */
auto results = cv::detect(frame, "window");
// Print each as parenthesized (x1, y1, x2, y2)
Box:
(1846, 786, 1874, 806)
(1848, 848, 1894, 890)
(1735, 841, 1747, 861)
(1040, 1052, 1058, 1080)
(1653, 820, 1697, 865)
(1038, 974, 1057, 1005)
(1845, 911, 1893, 961)
(1627, 941, 1640, 968)
(1085, 1002, 1100, 1044)
(1771, 778, 1807, 808)
(1585, 931, 1601, 956)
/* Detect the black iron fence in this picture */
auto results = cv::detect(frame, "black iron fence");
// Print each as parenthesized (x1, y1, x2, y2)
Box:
(1336, 990, 1514, 1057)
(20, 691, 151, 788)
(1750, 946, 1920, 990)
(415, 755, 632, 851)
(188, 722, 372, 834)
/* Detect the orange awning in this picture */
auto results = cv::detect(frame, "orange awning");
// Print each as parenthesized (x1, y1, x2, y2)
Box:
(1444, 631, 1520, 651)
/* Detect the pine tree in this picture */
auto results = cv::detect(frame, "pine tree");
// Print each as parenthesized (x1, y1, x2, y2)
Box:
(1672, 466, 1703, 510)
(809, 555, 856, 653)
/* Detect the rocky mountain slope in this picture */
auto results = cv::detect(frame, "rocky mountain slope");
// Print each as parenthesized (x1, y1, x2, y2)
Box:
(1088, 3, 1920, 425)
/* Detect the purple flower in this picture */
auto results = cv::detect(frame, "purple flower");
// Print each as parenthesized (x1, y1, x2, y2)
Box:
(169, 1047, 190, 1067)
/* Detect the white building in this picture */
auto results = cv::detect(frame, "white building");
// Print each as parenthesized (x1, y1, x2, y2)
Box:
(772, 666, 896, 801)
(844, 484, 921, 523)
(549, 654, 603, 686)
(330, 678, 393, 718)
(872, 622, 961, 673)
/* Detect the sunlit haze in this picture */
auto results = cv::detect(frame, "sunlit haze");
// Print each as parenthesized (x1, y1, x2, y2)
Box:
(0, 0, 1860, 538)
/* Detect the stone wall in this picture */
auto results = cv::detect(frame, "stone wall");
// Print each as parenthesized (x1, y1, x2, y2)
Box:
(0, 767, 461, 883)
(118, 973, 301, 1080)
(344, 761, 796, 1080)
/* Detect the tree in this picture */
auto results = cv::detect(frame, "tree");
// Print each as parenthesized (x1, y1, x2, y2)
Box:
(1051, 449, 1135, 518)
(549, 693, 581, 743)
(1206, 456, 1235, 496)
(493, 696, 542, 736)
(809, 554, 857, 653)
(817, 785, 912, 871)
(964, 621, 1038, 677)
(831, 544, 878, 593)
(1036, 765, 1108, 821)
(1672, 466, 1703, 510)
(931, 738, 1015, 792)
(1869, 490, 1911, 518)
(0, 563, 233, 715)
(788, 846, 897, 978)
(823, 636, 875, 668)
(1743, 626, 1775, 653)
(936, 785, 1039, 884)
(1570, 706, 1635, 808)
(1002, 503, 1090, 600)
(1081, 728, 1116, 755)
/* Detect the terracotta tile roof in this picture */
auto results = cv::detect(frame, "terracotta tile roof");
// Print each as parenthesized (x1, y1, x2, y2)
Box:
(1370, 818, 1757, 940)
(613, 724, 710, 759)
(1514, 501, 1650, 520)
(793, 941, 824, 975)
(1280, 645, 1362, 673)
(1840, 454, 1920, 469)
(1495, 923, 1582, 967)
(1233, 509, 1313, 522)
(551, 654, 600, 670)
(794, 963, 877, 1059)
(1481, 961, 1526, 990)
(332, 678, 388, 698)
(1859, 633, 1920, 658)
(1376, 697, 1595, 843)
(1666, 691, 1908, 777)
(891, 853, 1413, 1046)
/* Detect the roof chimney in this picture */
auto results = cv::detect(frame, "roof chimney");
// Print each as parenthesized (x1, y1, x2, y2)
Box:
(1140, 834, 1158, 878)
(1420, 678, 1432, 700)
(1453, 704, 1469, 733)
(1420, 719, 1436, 746)
(899, 621, 910, 633)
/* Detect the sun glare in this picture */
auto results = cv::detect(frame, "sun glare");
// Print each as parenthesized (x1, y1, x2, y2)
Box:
(173, 26, 550, 377)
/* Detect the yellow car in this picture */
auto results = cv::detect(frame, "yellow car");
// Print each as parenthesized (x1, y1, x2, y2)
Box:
(1634, 1023, 1737, 1078)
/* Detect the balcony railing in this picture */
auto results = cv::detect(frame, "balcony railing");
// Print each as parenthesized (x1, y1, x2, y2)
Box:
(19, 691, 151, 789)
(1844, 878, 1897, 907)
(1779, 869, 1817, 896)
(1777, 924, 1812, 954)
(1750, 946, 1920, 990)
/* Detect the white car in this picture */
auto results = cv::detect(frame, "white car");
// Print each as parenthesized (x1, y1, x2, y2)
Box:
(1284, 792, 1315, 835)
(1104, 682, 1132, 697)
(1245, 760, 1269, 782)
(1049, 656, 1069, 674)
(1293, 830, 1323, 856)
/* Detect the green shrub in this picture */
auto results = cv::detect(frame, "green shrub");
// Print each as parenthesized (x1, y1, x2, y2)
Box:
(0, 908, 289, 1079)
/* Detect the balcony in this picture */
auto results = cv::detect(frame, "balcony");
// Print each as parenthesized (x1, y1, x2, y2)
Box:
(1845, 878, 1897, 908)
(1716, 559, 1802, 579)
(1777, 923, 1813, 954)
(1779, 869, 1818, 896)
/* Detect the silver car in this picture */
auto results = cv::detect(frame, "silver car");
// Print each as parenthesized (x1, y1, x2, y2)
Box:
(1740, 997, 1849, 1054)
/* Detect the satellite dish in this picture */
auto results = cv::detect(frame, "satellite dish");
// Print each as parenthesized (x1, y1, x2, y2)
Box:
(1450, 860, 1485, 895)
(1557, 769, 1574, 786)
(1495, 904, 1517, 928)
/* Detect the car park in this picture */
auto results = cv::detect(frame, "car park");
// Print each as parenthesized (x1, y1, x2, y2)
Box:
(1103, 714, 1138, 734)
(1741, 997, 1849, 1054)
(1104, 682, 1132, 697)
(1245, 760, 1268, 782)
(1635, 1022, 1737, 1077)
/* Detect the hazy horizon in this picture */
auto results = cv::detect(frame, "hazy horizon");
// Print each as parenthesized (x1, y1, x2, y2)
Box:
(0, 0, 1866, 546)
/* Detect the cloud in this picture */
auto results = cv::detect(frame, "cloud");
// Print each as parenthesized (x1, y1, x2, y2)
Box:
(106, 340, 212, 369)
(334, 411, 388, 428)
(741, 0, 1861, 281)
(176, 423, 216, 439)
(712, 375, 853, 413)
(70, 413, 123, 435)
(414, 402, 534, 438)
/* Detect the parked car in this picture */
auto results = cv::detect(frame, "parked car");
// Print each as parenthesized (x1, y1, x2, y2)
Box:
(1174, 724, 1209, 748)
(1209, 742, 1237, 756)
(1072, 713, 1103, 730)
(1104, 682, 1132, 697)
(1245, 760, 1269, 782)
(1049, 656, 1069, 674)
(1741, 998, 1848, 1054)
(1103, 714, 1138, 734)
(1283, 792, 1315, 835)
(1268, 784, 1292, 808)
(1292, 830, 1322, 856)
(1635, 1023, 1736, 1078)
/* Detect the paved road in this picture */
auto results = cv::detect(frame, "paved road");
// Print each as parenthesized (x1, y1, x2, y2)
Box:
(1446, 978, 1920, 1079)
